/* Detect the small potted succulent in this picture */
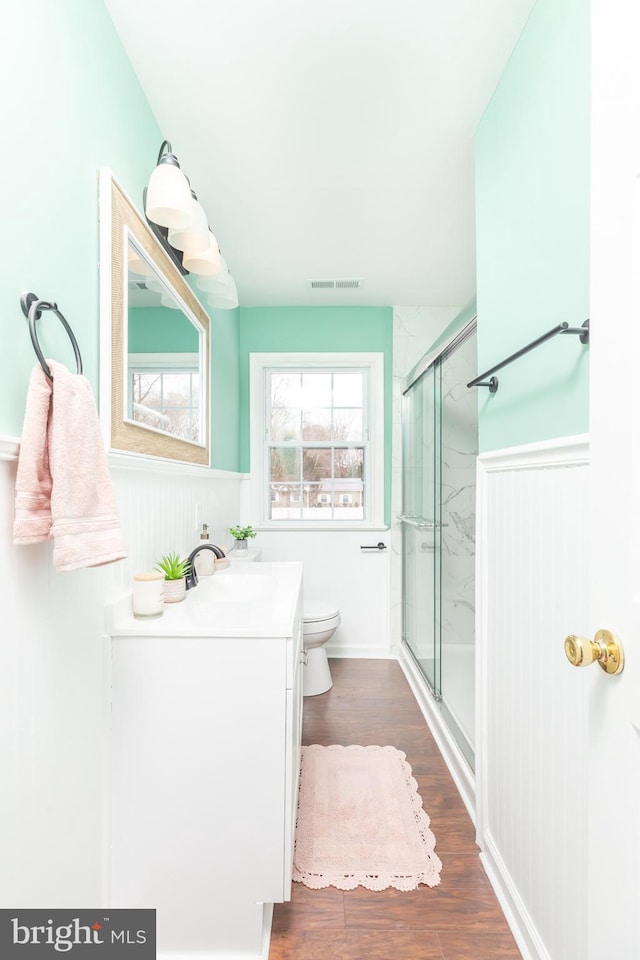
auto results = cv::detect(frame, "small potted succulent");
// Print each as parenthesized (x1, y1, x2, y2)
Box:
(228, 525, 257, 551)
(154, 552, 191, 603)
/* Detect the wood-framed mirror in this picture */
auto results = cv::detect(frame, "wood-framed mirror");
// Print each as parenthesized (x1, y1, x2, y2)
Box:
(99, 169, 210, 465)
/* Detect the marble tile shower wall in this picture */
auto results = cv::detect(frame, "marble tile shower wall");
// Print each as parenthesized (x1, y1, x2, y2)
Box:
(391, 306, 461, 647)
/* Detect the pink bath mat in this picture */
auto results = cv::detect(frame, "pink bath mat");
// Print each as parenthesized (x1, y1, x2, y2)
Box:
(292, 744, 442, 891)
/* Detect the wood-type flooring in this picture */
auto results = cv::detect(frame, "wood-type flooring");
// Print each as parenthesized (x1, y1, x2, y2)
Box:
(269, 658, 523, 960)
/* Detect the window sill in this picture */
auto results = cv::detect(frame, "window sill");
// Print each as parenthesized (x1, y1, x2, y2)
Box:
(254, 524, 390, 533)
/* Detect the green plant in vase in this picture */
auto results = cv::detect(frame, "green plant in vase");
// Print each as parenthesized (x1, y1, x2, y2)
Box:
(154, 552, 191, 602)
(229, 525, 257, 551)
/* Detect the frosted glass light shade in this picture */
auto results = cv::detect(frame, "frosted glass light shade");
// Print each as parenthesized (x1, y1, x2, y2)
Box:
(145, 161, 193, 229)
(207, 275, 239, 309)
(196, 257, 229, 291)
(167, 197, 209, 253)
(182, 231, 222, 276)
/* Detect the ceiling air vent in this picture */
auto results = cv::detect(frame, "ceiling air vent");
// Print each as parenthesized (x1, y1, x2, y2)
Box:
(306, 278, 364, 291)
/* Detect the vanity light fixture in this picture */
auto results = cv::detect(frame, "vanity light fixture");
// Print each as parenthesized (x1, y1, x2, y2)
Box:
(195, 260, 238, 309)
(195, 256, 230, 292)
(145, 141, 192, 229)
(207, 276, 239, 310)
(182, 229, 222, 276)
(144, 139, 236, 299)
(167, 189, 209, 253)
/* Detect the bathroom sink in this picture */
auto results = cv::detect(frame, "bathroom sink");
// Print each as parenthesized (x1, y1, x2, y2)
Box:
(105, 561, 303, 639)
(190, 573, 275, 603)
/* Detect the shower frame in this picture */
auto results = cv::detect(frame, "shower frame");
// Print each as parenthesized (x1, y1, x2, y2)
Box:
(400, 316, 478, 773)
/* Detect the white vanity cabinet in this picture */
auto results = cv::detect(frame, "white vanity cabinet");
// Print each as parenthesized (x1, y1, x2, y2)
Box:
(106, 562, 304, 960)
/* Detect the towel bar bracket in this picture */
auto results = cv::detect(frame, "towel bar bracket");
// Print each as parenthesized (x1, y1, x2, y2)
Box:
(20, 291, 83, 381)
(20, 292, 44, 320)
(477, 376, 499, 393)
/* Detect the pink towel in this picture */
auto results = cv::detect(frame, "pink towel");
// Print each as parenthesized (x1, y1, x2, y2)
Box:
(14, 360, 127, 571)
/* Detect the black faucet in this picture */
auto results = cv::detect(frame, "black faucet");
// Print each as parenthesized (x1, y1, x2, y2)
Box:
(185, 543, 226, 590)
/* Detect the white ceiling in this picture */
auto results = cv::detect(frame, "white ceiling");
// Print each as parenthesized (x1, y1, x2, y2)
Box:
(104, 0, 535, 308)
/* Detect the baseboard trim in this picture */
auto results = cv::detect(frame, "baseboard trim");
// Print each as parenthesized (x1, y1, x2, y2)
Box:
(156, 904, 273, 960)
(327, 644, 395, 659)
(398, 644, 475, 823)
(480, 832, 552, 960)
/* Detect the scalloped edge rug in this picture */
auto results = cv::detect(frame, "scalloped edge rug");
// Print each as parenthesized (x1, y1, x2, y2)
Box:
(292, 744, 442, 891)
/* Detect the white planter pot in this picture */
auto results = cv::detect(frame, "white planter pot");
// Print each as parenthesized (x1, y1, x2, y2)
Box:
(163, 578, 186, 603)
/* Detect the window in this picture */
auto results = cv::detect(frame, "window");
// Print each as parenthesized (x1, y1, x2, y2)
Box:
(250, 353, 384, 527)
(128, 353, 200, 442)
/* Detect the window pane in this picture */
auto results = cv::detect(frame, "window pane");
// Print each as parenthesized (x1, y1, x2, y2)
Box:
(302, 448, 332, 482)
(271, 406, 301, 441)
(333, 409, 363, 440)
(130, 370, 199, 442)
(270, 483, 302, 521)
(162, 373, 192, 401)
(334, 447, 364, 478)
(168, 410, 198, 441)
(301, 373, 331, 407)
(333, 372, 363, 407)
(270, 447, 300, 482)
(133, 373, 161, 405)
(302, 408, 331, 440)
(271, 372, 301, 407)
(333, 482, 365, 519)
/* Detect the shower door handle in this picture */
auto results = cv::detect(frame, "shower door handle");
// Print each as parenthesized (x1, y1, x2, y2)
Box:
(564, 630, 624, 675)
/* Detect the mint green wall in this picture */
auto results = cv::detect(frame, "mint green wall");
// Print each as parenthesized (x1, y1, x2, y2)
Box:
(1, 1, 239, 471)
(128, 308, 200, 353)
(238, 306, 393, 524)
(210, 308, 240, 472)
(1, 0, 161, 436)
(475, 0, 590, 452)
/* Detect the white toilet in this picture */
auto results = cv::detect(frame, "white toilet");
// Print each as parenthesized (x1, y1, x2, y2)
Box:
(303, 601, 341, 696)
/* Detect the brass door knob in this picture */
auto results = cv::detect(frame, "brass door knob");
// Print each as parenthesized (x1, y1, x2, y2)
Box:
(564, 629, 624, 675)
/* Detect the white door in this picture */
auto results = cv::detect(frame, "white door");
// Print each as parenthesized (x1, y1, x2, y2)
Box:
(588, 1, 640, 956)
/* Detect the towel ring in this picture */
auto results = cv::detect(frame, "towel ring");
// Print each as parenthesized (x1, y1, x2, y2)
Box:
(20, 292, 83, 381)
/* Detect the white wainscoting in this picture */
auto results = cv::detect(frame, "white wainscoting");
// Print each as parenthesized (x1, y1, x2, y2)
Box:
(0, 439, 243, 907)
(476, 436, 589, 960)
(252, 528, 392, 657)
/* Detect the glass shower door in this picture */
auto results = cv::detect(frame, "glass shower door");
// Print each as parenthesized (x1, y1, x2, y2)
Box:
(401, 366, 441, 695)
(439, 330, 478, 766)
(401, 319, 477, 771)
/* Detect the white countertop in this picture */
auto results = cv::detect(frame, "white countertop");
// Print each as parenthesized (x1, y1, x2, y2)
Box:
(105, 561, 303, 639)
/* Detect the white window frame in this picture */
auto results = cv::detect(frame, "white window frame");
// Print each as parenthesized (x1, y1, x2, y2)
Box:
(249, 352, 385, 530)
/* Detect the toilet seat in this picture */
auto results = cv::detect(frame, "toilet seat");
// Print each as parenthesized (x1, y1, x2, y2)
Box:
(304, 600, 340, 623)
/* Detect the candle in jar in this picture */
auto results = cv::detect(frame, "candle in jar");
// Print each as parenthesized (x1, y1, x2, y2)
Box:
(132, 571, 165, 619)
